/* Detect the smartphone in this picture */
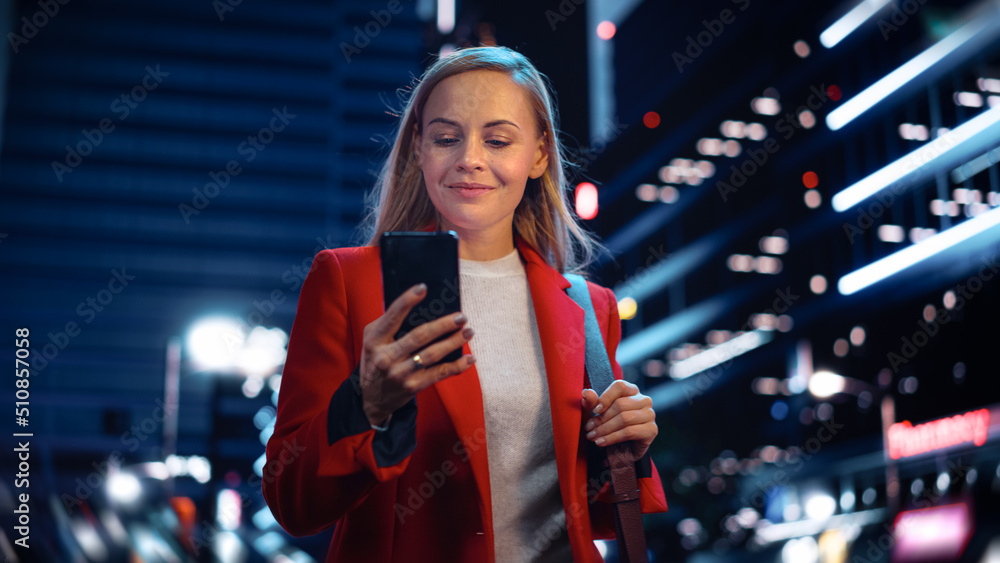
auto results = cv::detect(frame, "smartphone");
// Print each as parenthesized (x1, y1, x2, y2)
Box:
(379, 231, 463, 366)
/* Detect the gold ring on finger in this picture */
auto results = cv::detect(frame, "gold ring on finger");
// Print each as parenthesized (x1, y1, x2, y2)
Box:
(411, 354, 424, 370)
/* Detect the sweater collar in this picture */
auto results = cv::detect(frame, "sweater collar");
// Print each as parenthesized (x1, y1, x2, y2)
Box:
(417, 222, 570, 290)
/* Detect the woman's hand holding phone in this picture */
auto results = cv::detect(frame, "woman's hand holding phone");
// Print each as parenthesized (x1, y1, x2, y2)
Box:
(360, 283, 477, 427)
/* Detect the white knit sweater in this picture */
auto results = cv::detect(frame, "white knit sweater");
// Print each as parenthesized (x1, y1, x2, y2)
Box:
(459, 249, 572, 562)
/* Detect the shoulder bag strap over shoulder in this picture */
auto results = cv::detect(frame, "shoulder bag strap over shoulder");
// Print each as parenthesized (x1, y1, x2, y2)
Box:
(563, 273, 649, 563)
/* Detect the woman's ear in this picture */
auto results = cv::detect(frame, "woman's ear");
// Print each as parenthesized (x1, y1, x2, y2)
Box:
(528, 131, 550, 179)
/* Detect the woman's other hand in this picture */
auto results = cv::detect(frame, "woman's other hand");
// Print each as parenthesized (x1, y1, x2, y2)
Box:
(581, 380, 657, 461)
(360, 283, 476, 427)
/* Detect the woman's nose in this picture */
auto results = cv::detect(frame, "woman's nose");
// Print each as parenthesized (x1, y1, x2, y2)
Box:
(456, 140, 486, 171)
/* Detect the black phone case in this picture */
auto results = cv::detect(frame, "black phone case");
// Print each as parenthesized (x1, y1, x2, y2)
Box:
(379, 231, 463, 366)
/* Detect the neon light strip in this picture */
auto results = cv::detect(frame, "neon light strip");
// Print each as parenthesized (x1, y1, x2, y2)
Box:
(669, 329, 772, 380)
(838, 205, 1000, 294)
(832, 105, 1000, 212)
(951, 146, 1000, 184)
(436, 0, 455, 34)
(826, 17, 993, 131)
(820, 0, 892, 49)
(754, 508, 886, 545)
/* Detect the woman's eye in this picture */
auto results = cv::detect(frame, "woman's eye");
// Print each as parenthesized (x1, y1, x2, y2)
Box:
(433, 137, 459, 145)
(487, 140, 510, 148)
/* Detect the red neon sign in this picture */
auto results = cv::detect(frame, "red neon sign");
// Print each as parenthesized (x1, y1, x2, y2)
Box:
(887, 408, 990, 460)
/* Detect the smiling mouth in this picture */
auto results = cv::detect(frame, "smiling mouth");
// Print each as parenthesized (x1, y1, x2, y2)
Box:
(449, 183, 495, 190)
(448, 183, 496, 198)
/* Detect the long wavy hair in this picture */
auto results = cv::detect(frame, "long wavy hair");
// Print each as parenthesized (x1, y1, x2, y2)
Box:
(357, 45, 608, 275)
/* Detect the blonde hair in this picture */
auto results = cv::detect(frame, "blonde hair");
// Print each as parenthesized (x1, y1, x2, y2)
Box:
(357, 45, 608, 275)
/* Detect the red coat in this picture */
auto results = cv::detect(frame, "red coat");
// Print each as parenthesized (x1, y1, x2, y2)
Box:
(263, 234, 668, 562)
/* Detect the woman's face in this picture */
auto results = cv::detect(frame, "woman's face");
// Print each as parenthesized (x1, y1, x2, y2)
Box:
(415, 70, 549, 239)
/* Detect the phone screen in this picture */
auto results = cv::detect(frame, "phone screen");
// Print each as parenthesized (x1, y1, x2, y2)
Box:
(379, 231, 463, 365)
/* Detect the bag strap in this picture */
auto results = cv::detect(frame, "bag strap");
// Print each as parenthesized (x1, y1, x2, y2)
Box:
(563, 274, 649, 563)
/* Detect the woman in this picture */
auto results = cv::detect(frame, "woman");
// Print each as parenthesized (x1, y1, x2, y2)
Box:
(262, 46, 667, 562)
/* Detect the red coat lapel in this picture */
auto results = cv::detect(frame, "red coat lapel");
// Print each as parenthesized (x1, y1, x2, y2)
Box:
(514, 236, 588, 541)
(430, 346, 494, 548)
